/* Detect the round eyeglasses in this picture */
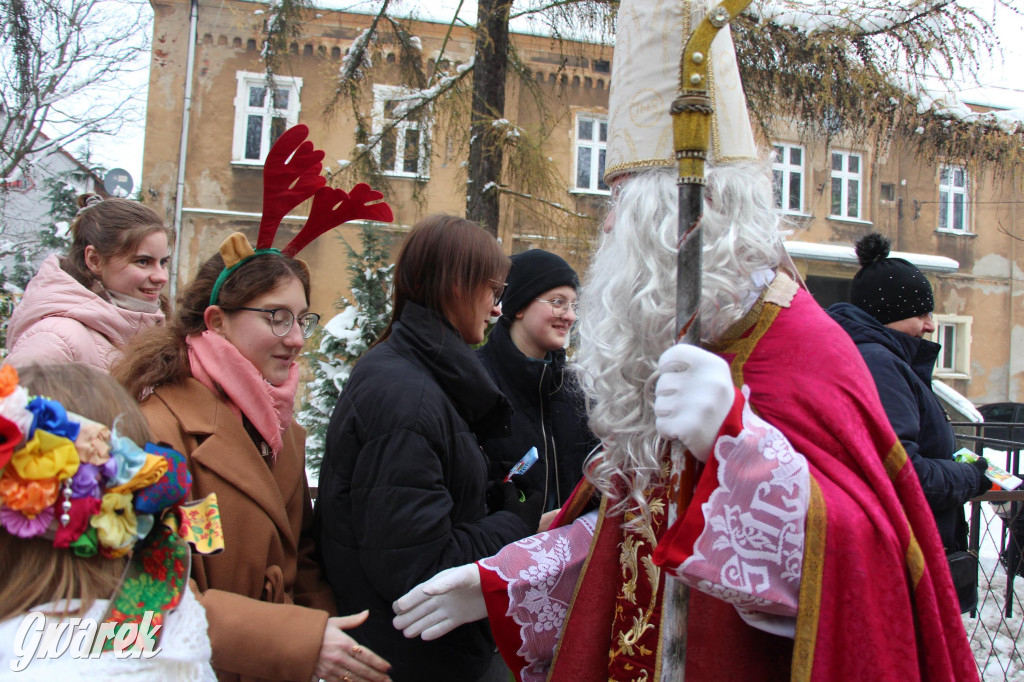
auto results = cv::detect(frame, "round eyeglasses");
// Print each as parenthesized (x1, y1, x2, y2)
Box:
(535, 297, 579, 317)
(488, 278, 508, 306)
(220, 307, 320, 338)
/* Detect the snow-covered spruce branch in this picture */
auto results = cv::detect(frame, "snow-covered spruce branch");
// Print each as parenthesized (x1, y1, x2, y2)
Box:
(751, 0, 961, 38)
(349, 61, 474, 166)
(337, 0, 393, 85)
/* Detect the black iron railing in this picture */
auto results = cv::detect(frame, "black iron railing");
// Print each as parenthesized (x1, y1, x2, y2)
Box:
(951, 423, 1024, 680)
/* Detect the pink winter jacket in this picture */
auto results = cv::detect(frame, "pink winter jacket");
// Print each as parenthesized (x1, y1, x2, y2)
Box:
(4, 255, 165, 371)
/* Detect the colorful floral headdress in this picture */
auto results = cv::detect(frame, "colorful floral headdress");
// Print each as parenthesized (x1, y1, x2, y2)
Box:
(0, 364, 223, 647)
(209, 124, 394, 305)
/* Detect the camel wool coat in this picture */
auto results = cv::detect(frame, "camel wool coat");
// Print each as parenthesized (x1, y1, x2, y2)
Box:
(141, 378, 336, 682)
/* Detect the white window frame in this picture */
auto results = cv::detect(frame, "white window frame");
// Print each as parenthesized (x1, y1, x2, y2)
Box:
(829, 150, 863, 221)
(232, 72, 303, 165)
(931, 314, 972, 379)
(572, 112, 609, 194)
(372, 84, 431, 179)
(771, 143, 805, 214)
(937, 164, 970, 234)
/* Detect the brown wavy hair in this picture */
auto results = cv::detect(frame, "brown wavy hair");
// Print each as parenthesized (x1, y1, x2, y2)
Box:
(0, 363, 152, 620)
(377, 214, 509, 344)
(113, 250, 311, 399)
(62, 194, 173, 310)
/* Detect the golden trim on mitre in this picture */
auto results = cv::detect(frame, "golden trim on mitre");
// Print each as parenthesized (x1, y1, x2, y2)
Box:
(605, 0, 758, 185)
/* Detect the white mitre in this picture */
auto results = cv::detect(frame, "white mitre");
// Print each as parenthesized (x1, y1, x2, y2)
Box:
(605, 0, 758, 184)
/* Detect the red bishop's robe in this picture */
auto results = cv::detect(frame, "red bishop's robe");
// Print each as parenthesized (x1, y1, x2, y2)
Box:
(479, 273, 977, 682)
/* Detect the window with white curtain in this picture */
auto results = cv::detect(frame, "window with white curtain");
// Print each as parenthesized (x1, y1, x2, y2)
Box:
(573, 113, 609, 194)
(829, 150, 863, 220)
(232, 72, 303, 164)
(772, 143, 805, 213)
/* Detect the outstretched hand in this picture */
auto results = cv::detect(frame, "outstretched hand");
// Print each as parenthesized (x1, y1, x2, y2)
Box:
(654, 344, 736, 462)
(392, 564, 486, 641)
(313, 610, 392, 682)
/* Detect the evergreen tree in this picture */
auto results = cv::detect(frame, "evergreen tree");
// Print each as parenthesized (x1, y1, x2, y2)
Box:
(299, 223, 393, 477)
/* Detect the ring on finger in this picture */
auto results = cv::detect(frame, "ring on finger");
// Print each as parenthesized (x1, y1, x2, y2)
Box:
(352, 644, 363, 657)
(340, 671, 351, 682)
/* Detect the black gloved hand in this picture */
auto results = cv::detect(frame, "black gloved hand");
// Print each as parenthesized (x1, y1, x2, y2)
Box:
(970, 457, 991, 497)
(487, 477, 544, 531)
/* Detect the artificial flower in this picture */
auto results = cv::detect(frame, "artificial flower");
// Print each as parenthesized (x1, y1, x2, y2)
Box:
(0, 385, 34, 439)
(70, 460, 116, 499)
(69, 527, 99, 558)
(134, 444, 191, 514)
(0, 504, 54, 538)
(53, 497, 102, 548)
(108, 431, 146, 486)
(0, 364, 18, 398)
(91, 491, 137, 550)
(0, 468, 59, 516)
(108, 454, 167, 495)
(0, 414, 22, 471)
(9, 430, 79, 481)
(72, 417, 112, 465)
(27, 397, 81, 441)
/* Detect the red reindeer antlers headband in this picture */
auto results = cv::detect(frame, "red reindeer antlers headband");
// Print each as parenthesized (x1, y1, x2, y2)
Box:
(210, 124, 394, 305)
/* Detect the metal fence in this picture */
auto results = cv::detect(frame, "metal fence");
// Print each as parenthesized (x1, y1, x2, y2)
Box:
(952, 424, 1024, 681)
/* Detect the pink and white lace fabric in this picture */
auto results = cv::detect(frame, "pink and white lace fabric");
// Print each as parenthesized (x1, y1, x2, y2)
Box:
(667, 386, 809, 620)
(478, 510, 598, 682)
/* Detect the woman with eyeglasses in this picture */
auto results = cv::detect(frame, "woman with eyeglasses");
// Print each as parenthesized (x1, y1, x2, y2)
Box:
(113, 236, 392, 682)
(476, 249, 599, 523)
(315, 215, 544, 682)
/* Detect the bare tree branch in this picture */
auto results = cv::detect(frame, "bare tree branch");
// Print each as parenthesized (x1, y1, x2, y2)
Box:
(0, 0, 148, 179)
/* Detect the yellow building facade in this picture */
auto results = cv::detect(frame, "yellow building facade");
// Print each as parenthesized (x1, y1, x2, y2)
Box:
(142, 0, 1024, 404)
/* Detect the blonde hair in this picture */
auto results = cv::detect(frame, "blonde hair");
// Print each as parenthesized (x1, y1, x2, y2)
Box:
(0, 363, 153, 620)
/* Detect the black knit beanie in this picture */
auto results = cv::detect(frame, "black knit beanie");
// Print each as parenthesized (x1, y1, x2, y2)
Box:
(501, 249, 579, 319)
(850, 233, 934, 325)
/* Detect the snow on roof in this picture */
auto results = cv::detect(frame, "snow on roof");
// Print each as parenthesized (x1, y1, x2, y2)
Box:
(784, 241, 959, 272)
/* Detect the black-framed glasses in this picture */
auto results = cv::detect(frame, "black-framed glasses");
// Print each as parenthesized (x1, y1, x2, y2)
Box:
(488, 278, 508, 306)
(535, 297, 579, 317)
(220, 307, 320, 338)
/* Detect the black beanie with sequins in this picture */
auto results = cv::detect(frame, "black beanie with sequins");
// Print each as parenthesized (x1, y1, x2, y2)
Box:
(850, 233, 934, 325)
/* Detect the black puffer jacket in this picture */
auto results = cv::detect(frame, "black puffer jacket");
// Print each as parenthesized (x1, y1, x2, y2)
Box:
(315, 302, 533, 681)
(477, 318, 599, 511)
(828, 302, 985, 549)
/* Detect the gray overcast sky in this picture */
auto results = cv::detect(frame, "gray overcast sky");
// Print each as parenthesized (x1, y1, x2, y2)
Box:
(85, 0, 1023, 189)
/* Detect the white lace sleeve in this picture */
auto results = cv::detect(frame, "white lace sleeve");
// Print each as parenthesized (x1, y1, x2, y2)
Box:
(669, 386, 810, 628)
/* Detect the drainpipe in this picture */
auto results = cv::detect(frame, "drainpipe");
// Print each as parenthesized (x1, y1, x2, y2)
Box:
(1011, 199, 1017, 401)
(171, 0, 199, 300)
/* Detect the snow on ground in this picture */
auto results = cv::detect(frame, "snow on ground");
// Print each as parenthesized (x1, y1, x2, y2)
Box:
(964, 448, 1024, 681)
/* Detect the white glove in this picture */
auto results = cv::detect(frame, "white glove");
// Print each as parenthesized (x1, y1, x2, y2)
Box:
(654, 344, 736, 462)
(392, 564, 486, 641)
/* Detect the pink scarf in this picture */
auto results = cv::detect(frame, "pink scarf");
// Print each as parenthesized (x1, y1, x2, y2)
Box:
(186, 330, 299, 460)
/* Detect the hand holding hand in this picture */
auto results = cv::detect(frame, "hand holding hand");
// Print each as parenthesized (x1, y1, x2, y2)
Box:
(654, 344, 736, 462)
(313, 611, 392, 682)
(392, 564, 486, 641)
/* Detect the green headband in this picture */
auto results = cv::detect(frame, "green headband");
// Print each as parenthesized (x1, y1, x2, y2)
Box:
(208, 248, 281, 306)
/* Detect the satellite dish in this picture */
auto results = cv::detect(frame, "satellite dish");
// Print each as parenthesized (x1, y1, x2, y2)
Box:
(103, 168, 134, 198)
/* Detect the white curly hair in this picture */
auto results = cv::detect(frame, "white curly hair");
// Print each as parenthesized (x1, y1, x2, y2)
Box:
(572, 161, 786, 520)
